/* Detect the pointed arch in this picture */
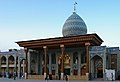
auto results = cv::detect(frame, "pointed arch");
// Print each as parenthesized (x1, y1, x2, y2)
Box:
(91, 55, 103, 78)
(81, 65, 86, 75)
(1, 56, 6, 64)
(92, 55, 103, 68)
(8, 55, 14, 64)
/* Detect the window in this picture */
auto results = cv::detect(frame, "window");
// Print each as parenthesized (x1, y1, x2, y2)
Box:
(8, 55, 14, 64)
(1, 56, 6, 64)
(111, 54, 117, 70)
(73, 52, 78, 64)
(52, 53, 56, 64)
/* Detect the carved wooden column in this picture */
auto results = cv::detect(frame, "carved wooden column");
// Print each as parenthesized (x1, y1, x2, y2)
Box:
(24, 48, 28, 79)
(60, 44, 64, 80)
(43, 46, 47, 79)
(85, 42, 90, 80)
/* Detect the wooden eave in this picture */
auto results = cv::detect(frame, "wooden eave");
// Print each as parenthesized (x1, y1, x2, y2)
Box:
(16, 33, 103, 49)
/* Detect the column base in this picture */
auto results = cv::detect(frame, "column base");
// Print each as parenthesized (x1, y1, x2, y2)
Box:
(24, 72, 27, 79)
(18, 72, 20, 79)
(86, 73, 89, 81)
(44, 73, 47, 80)
(6, 72, 9, 78)
(61, 73, 64, 80)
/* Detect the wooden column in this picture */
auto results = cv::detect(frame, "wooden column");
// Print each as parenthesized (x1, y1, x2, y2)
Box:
(85, 42, 90, 80)
(43, 46, 47, 79)
(60, 44, 64, 80)
(24, 48, 28, 79)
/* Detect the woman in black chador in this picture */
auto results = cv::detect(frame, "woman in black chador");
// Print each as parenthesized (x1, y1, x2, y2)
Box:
(45, 75, 49, 80)
(65, 74, 68, 81)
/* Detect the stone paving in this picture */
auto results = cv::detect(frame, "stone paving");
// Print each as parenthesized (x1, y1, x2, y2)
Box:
(0, 78, 120, 82)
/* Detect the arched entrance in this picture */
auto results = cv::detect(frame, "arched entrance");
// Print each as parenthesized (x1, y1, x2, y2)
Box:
(91, 55, 103, 78)
(81, 65, 86, 75)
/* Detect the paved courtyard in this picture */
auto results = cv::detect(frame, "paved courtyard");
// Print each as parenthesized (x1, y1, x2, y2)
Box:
(0, 78, 120, 82)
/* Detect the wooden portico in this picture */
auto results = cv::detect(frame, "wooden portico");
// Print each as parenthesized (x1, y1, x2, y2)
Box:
(16, 33, 103, 80)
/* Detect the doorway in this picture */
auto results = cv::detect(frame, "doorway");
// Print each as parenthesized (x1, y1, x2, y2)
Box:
(97, 68, 103, 78)
(91, 55, 103, 79)
(64, 69, 70, 75)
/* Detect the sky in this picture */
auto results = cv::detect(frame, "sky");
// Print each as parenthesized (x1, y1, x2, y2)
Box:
(0, 0, 120, 51)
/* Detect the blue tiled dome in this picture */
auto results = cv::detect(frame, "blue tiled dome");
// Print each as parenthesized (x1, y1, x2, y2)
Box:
(62, 12, 87, 37)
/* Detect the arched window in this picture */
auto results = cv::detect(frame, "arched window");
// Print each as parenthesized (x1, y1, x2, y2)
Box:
(81, 65, 86, 75)
(8, 55, 14, 64)
(81, 51, 86, 64)
(73, 52, 78, 64)
(1, 56, 6, 64)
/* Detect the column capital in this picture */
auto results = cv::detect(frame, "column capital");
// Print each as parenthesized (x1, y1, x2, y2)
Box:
(43, 46, 47, 49)
(85, 42, 90, 46)
(60, 44, 64, 48)
(24, 48, 28, 53)
(24, 47, 27, 50)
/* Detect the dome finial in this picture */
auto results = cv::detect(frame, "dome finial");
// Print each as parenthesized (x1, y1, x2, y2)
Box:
(74, 2, 77, 12)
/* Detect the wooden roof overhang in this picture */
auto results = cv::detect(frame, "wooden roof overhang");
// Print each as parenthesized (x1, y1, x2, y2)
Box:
(16, 33, 103, 49)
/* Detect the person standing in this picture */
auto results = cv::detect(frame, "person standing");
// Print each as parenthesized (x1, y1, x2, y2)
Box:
(45, 75, 49, 80)
(111, 73, 113, 81)
(13, 72, 16, 80)
(65, 74, 68, 81)
(59, 73, 61, 80)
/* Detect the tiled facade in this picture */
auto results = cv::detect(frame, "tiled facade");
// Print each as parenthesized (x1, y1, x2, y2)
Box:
(0, 49, 25, 78)
(89, 46, 120, 80)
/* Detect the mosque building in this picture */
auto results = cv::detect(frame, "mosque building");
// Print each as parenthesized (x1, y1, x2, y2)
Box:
(16, 4, 120, 80)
